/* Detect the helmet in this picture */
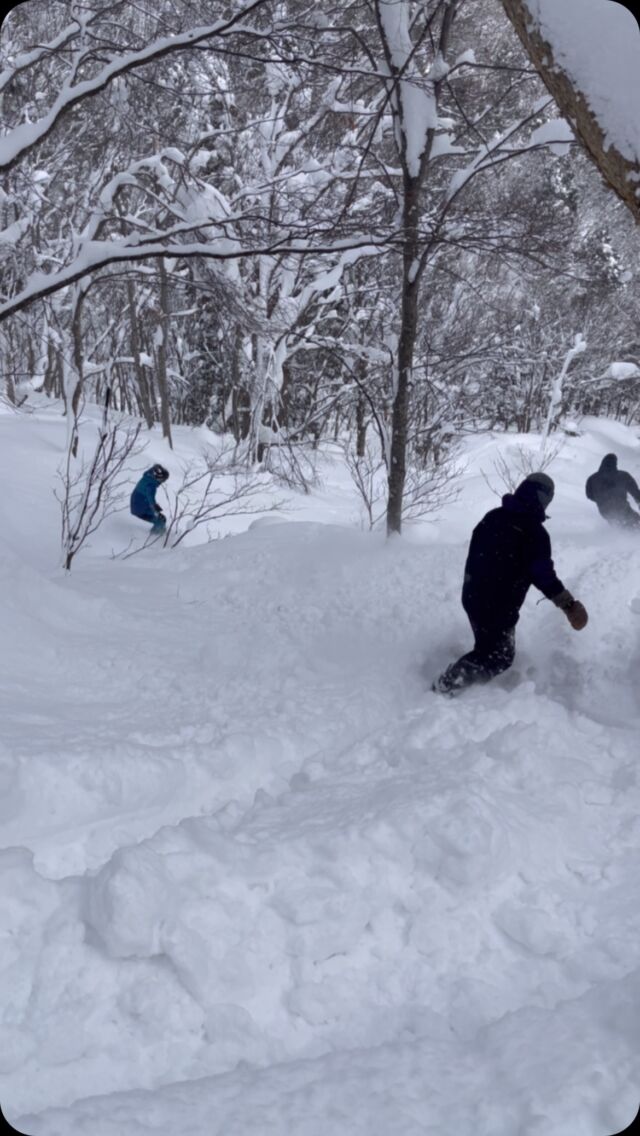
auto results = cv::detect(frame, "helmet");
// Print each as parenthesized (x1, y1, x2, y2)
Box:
(524, 471, 554, 507)
(150, 464, 169, 482)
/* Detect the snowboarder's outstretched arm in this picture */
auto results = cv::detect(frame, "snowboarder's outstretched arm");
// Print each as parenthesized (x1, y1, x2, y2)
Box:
(623, 472, 640, 506)
(530, 529, 588, 629)
(529, 527, 565, 601)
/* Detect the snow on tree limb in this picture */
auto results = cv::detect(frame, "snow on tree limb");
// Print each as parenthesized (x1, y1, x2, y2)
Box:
(0, 235, 395, 324)
(500, 0, 640, 223)
(375, 0, 438, 178)
(0, 0, 274, 173)
(0, 19, 81, 94)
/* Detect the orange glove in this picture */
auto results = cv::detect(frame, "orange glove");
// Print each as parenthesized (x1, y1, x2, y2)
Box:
(554, 590, 588, 630)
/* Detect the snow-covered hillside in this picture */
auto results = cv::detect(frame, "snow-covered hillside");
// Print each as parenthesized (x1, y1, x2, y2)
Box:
(1, 405, 639, 1135)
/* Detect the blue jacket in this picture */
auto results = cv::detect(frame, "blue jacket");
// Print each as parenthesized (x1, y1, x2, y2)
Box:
(462, 480, 564, 626)
(130, 470, 162, 520)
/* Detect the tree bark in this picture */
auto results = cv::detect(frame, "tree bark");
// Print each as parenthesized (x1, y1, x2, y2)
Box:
(500, 0, 640, 223)
(126, 276, 154, 429)
(154, 258, 173, 449)
(69, 289, 86, 457)
(278, 359, 294, 430)
(355, 380, 368, 458)
(386, 178, 421, 536)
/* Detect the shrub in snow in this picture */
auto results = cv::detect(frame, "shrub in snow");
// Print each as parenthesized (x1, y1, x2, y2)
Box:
(56, 392, 143, 570)
(345, 437, 461, 530)
(483, 438, 564, 497)
(158, 445, 283, 549)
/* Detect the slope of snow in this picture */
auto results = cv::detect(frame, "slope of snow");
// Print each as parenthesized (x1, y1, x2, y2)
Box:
(1, 404, 639, 1135)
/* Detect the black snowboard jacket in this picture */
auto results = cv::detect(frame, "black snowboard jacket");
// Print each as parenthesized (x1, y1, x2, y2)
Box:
(585, 454, 640, 520)
(462, 481, 565, 627)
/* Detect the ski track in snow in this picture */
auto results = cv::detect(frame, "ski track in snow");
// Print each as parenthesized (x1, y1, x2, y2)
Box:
(1, 408, 640, 1135)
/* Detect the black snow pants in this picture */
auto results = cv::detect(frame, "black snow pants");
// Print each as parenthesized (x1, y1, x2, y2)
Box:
(437, 616, 516, 693)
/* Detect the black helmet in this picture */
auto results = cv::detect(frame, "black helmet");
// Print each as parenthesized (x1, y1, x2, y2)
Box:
(150, 464, 169, 482)
(524, 471, 554, 507)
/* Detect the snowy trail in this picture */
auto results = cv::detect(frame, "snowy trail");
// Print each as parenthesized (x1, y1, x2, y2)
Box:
(1, 410, 640, 1134)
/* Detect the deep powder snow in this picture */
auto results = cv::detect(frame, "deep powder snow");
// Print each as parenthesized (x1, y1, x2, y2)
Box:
(0, 405, 639, 1135)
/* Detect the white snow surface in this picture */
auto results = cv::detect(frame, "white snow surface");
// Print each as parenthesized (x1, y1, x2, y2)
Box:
(529, 0, 640, 168)
(1, 404, 640, 1135)
(605, 360, 640, 381)
(528, 116, 574, 157)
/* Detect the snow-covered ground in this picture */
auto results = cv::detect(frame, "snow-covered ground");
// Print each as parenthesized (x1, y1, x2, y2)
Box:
(1, 403, 639, 1135)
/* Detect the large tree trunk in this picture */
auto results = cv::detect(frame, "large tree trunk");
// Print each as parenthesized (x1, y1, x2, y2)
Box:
(386, 178, 421, 536)
(500, 0, 640, 223)
(377, 0, 459, 536)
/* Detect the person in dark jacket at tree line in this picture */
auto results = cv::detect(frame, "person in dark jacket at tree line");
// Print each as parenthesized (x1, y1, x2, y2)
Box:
(130, 464, 169, 534)
(585, 453, 640, 529)
(433, 473, 588, 695)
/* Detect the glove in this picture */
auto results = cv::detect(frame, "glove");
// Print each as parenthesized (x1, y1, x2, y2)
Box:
(553, 589, 588, 630)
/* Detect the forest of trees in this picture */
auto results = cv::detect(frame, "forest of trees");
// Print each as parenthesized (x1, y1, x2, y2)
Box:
(1, 0, 639, 533)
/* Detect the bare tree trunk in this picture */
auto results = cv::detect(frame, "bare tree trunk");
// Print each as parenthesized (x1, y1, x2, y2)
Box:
(4, 370, 16, 405)
(229, 330, 251, 443)
(376, 0, 459, 535)
(126, 275, 154, 429)
(221, 328, 241, 434)
(70, 290, 86, 457)
(500, 0, 640, 224)
(278, 359, 294, 430)
(45, 343, 63, 398)
(355, 386, 368, 458)
(387, 178, 420, 536)
(154, 257, 173, 449)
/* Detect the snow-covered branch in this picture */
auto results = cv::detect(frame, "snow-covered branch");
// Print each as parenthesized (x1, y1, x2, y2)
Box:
(0, 234, 397, 324)
(0, 0, 274, 173)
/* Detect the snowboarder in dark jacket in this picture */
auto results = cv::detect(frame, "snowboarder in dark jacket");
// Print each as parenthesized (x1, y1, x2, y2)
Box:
(585, 453, 640, 529)
(130, 465, 169, 533)
(433, 473, 588, 695)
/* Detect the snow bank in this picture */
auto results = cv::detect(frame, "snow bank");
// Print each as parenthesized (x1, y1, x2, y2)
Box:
(17, 975, 640, 1136)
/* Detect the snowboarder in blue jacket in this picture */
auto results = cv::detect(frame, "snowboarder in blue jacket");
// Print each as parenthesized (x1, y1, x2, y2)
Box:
(433, 473, 588, 695)
(130, 465, 169, 533)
